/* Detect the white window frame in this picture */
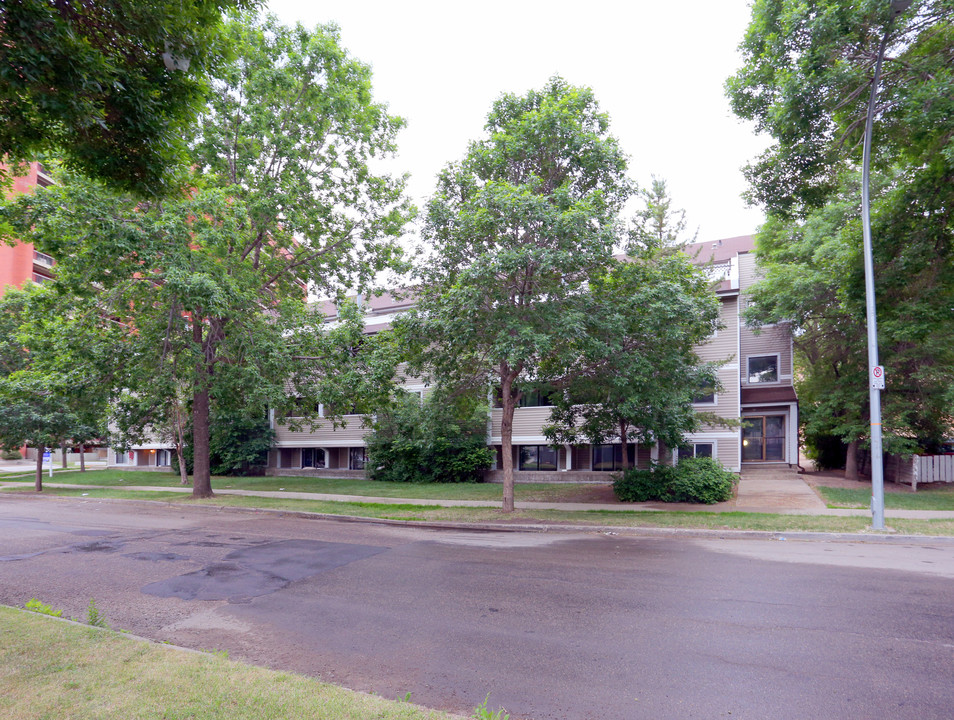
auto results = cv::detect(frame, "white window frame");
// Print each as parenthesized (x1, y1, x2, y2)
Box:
(746, 353, 780, 384)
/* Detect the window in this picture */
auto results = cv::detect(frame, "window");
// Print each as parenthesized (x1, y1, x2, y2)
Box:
(518, 387, 558, 408)
(518, 445, 558, 471)
(156, 449, 171, 466)
(747, 355, 778, 384)
(301, 448, 326, 469)
(114, 451, 128, 465)
(678, 443, 714, 459)
(494, 385, 559, 408)
(591, 444, 636, 471)
(693, 443, 713, 458)
(349, 447, 367, 470)
(692, 379, 716, 404)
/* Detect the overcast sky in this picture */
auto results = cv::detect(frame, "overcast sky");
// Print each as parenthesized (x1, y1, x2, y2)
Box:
(268, 0, 769, 242)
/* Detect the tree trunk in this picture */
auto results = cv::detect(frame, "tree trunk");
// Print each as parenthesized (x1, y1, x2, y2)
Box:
(61, 441, 68, 468)
(79, 443, 86, 472)
(192, 385, 213, 498)
(845, 439, 860, 481)
(191, 319, 214, 498)
(35, 449, 43, 492)
(500, 371, 516, 513)
(618, 419, 630, 471)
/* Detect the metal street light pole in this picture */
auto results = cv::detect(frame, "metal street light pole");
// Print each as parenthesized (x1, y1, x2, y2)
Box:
(861, 0, 911, 530)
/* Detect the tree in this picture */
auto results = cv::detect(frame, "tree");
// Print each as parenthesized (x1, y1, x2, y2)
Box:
(745, 176, 954, 473)
(628, 176, 697, 251)
(0, 284, 113, 487)
(0, 372, 79, 491)
(727, 1, 954, 467)
(726, 0, 954, 218)
(544, 250, 722, 468)
(365, 390, 494, 484)
(400, 77, 632, 512)
(2, 14, 411, 498)
(0, 0, 258, 196)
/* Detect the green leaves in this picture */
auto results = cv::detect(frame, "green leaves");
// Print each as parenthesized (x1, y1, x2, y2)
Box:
(0, 0, 259, 196)
(727, 0, 954, 218)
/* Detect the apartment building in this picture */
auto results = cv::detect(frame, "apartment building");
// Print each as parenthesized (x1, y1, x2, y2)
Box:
(0, 162, 56, 297)
(262, 234, 798, 478)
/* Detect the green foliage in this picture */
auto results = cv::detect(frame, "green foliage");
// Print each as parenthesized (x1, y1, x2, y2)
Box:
(176, 407, 275, 476)
(366, 392, 494, 484)
(613, 457, 736, 504)
(803, 432, 848, 471)
(401, 76, 632, 508)
(24, 598, 62, 618)
(729, 1, 954, 453)
(1, 450, 23, 461)
(86, 599, 108, 629)
(0, 0, 258, 196)
(544, 228, 722, 455)
(1, 13, 410, 497)
(727, 0, 954, 218)
(472, 694, 509, 720)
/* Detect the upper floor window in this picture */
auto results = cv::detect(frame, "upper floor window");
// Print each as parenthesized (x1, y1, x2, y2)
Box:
(747, 355, 779, 384)
(494, 385, 559, 408)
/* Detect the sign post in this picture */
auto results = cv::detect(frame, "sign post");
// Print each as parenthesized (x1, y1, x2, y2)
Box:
(42, 449, 52, 479)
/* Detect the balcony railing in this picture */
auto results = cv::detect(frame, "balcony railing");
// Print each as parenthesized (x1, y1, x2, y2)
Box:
(33, 250, 54, 268)
(31, 272, 51, 284)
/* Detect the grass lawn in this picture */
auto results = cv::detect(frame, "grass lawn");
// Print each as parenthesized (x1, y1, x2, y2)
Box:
(0, 468, 608, 503)
(815, 484, 954, 511)
(0, 606, 460, 720)
(7, 484, 954, 536)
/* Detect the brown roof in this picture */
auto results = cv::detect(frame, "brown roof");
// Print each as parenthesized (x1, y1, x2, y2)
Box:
(741, 386, 798, 405)
(683, 234, 755, 264)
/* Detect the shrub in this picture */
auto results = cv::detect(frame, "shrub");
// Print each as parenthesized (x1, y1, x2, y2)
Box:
(366, 391, 494, 483)
(613, 457, 735, 504)
(1, 449, 23, 460)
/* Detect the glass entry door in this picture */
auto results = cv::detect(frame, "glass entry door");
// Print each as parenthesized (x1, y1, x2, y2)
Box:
(742, 415, 785, 462)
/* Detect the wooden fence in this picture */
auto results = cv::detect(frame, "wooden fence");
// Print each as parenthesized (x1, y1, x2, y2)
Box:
(911, 454, 954, 490)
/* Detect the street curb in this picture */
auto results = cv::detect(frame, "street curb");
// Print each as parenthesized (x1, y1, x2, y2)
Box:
(19, 491, 954, 545)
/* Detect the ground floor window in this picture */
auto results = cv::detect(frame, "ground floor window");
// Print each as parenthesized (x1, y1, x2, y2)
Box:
(678, 443, 715, 460)
(518, 445, 558, 471)
(114, 451, 127, 465)
(301, 448, 326, 469)
(349, 447, 367, 471)
(591, 443, 636, 471)
(156, 449, 171, 466)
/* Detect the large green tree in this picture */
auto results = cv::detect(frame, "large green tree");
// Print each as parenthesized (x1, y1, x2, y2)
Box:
(2, 15, 411, 497)
(0, 284, 113, 489)
(543, 250, 722, 468)
(400, 77, 632, 512)
(0, 0, 259, 196)
(727, 0, 954, 466)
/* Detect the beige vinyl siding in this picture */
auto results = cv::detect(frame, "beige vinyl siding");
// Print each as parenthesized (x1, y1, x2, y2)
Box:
(274, 415, 370, 446)
(695, 295, 738, 364)
(738, 252, 761, 291)
(490, 406, 553, 441)
(740, 323, 793, 378)
(714, 436, 740, 470)
(693, 295, 739, 421)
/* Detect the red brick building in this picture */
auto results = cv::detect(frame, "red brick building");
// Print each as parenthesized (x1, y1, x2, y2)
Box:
(0, 162, 56, 297)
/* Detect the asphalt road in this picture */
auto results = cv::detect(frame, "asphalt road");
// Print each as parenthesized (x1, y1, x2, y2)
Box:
(1, 494, 953, 720)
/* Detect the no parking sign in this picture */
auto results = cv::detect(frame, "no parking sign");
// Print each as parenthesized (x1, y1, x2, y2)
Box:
(870, 365, 885, 390)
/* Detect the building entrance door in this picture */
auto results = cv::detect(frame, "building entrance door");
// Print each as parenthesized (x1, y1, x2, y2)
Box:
(742, 415, 785, 462)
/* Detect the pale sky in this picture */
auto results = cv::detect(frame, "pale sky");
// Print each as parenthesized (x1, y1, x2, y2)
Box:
(268, 0, 768, 242)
